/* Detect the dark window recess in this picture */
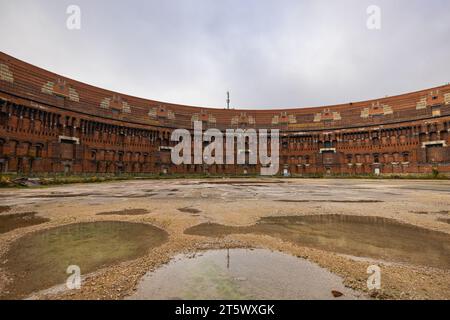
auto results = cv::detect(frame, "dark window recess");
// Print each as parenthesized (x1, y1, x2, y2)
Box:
(36, 146, 42, 158)
(0, 112, 8, 126)
(347, 155, 352, 163)
(61, 139, 76, 144)
(403, 153, 409, 162)
(373, 154, 380, 163)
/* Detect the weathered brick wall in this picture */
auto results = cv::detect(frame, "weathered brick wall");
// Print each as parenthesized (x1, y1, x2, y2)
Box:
(1, 52, 450, 175)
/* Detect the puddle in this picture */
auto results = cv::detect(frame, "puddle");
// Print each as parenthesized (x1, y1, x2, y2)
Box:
(1, 221, 168, 299)
(411, 210, 449, 215)
(96, 209, 150, 216)
(128, 249, 364, 300)
(178, 207, 202, 214)
(25, 193, 93, 198)
(185, 215, 450, 269)
(410, 211, 429, 215)
(0, 212, 49, 234)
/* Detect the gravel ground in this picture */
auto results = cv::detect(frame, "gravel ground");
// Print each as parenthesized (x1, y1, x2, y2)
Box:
(0, 178, 449, 300)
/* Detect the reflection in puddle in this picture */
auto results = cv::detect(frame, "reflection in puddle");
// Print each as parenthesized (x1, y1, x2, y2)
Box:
(129, 249, 364, 300)
(0, 212, 49, 234)
(2, 221, 168, 299)
(185, 215, 450, 269)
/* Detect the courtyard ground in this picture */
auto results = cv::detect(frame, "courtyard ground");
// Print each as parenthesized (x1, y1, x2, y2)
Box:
(0, 178, 449, 300)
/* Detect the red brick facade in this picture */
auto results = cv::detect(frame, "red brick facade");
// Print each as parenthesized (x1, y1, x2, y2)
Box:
(1, 52, 450, 175)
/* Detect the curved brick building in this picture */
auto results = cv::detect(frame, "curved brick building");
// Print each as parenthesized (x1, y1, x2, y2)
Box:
(1, 51, 449, 176)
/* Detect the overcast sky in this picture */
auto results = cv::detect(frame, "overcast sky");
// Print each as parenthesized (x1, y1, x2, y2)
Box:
(1, 0, 449, 109)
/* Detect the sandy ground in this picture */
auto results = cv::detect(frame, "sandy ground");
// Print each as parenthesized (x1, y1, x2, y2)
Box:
(0, 178, 449, 300)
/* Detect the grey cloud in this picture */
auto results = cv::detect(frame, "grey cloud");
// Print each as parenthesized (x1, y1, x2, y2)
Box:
(0, 0, 449, 109)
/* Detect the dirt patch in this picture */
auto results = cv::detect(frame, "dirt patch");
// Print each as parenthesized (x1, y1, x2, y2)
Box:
(410, 210, 449, 215)
(410, 211, 429, 215)
(0, 212, 49, 234)
(193, 180, 285, 185)
(96, 209, 150, 216)
(275, 200, 383, 203)
(25, 193, 93, 198)
(177, 207, 202, 214)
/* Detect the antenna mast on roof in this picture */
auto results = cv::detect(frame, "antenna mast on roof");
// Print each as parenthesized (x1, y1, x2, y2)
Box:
(227, 91, 230, 109)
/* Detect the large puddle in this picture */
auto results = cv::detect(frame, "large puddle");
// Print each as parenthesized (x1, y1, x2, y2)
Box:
(128, 249, 364, 300)
(185, 215, 450, 269)
(1, 221, 168, 299)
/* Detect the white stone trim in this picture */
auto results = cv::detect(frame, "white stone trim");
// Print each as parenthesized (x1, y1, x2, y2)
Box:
(422, 140, 447, 148)
(319, 148, 336, 153)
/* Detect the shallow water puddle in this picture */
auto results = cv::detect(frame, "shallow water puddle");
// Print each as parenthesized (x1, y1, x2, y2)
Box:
(185, 215, 450, 269)
(0, 212, 49, 234)
(128, 249, 364, 300)
(1, 221, 168, 299)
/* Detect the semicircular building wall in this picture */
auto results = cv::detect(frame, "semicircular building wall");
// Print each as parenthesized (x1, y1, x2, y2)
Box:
(1, 52, 449, 175)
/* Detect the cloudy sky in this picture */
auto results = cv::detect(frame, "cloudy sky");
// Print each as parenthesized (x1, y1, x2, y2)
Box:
(1, 0, 449, 109)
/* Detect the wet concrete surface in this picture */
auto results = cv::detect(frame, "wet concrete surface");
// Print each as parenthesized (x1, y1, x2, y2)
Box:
(1, 178, 449, 207)
(1, 221, 168, 299)
(0, 212, 49, 234)
(128, 249, 365, 300)
(185, 215, 450, 269)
